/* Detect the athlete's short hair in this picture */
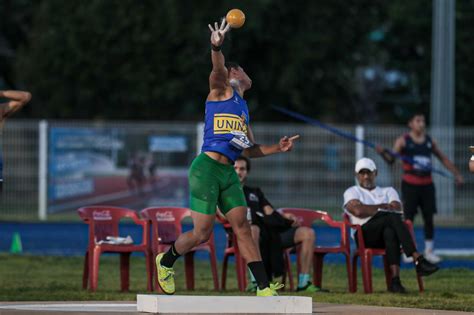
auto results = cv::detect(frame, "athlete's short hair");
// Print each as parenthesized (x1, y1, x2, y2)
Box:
(225, 62, 240, 73)
(236, 155, 251, 172)
(408, 111, 425, 122)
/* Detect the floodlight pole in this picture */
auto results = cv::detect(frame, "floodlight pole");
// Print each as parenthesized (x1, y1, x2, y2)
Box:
(355, 125, 364, 186)
(430, 0, 455, 217)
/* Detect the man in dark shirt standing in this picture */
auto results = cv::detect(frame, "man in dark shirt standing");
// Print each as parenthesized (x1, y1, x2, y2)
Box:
(234, 156, 325, 292)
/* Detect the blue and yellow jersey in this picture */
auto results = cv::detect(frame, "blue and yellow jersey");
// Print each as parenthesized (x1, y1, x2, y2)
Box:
(201, 90, 249, 162)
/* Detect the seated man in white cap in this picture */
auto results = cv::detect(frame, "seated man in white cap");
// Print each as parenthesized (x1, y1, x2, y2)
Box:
(343, 157, 439, 293)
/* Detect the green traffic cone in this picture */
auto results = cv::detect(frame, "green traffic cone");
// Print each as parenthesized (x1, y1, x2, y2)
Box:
(10, 232, 23, 254)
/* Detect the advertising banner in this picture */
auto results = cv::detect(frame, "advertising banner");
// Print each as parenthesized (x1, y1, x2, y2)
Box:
(48, 127, 190, 213)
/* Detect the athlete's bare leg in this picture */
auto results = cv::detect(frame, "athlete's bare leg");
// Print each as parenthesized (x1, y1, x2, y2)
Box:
(250, 225, 260, 250)
(173, 211, 214, 254)
(226, 206, 262, 262)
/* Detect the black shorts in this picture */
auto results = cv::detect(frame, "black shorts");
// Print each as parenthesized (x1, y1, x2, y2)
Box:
(401, 181, 437, 219)
(279, 227, 298, 248)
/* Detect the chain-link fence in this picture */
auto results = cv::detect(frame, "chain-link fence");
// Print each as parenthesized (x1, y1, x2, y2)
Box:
(1, 120, 472, 225)
(1, 120, 39, 220)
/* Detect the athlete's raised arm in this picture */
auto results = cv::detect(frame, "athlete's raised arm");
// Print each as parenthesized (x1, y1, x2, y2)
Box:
(208, 19, 231, 94)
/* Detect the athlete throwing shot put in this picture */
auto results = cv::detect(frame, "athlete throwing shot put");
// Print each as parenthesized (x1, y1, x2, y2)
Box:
(155, 18, 299, 296)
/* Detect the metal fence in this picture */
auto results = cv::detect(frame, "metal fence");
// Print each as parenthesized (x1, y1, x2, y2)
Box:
(1, 121, 39, 219)
(0, 120, 472, 225)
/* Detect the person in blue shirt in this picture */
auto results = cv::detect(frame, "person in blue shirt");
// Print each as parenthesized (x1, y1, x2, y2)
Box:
(155, 18, 299, 296)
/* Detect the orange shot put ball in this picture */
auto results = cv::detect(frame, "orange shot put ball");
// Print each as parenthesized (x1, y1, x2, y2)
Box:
(226, 9, 245, 28)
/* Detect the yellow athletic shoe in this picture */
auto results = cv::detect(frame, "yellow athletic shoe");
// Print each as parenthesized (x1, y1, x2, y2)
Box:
(155, 253, 175, 295)
(256, 282, 284, 296)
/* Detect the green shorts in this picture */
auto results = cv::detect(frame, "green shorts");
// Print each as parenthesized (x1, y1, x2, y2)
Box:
(189, 153, 247, 215)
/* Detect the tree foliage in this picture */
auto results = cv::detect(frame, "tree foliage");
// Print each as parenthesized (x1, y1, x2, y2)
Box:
(3, 0, 473, 124)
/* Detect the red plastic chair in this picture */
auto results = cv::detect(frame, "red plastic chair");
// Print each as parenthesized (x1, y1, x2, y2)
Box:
(140, 207, 219, 291)
(78, 206, 152, 292)
(219, 217, 294, 291)
(343, 213, 424, 293)
(279, 208, 353, 292)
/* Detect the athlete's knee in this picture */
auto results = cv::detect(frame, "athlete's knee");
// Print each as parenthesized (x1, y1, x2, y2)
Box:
(233, 220, 252, 239)
(232, 214, 250, 230)
(192, 228, 213, 244)
(226, 207, 253, 238)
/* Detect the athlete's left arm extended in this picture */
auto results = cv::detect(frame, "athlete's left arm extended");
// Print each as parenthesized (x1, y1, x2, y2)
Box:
(243, 126, 299, 158)
(432, 139, 464, 184)
(0, 90, 31, 119)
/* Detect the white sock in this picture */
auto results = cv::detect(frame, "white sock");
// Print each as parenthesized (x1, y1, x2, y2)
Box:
(425, 240, 434, 253)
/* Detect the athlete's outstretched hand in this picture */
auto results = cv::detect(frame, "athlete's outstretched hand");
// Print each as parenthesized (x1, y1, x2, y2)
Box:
(279, 135, 300, 152)
(208, 18, 231, 47)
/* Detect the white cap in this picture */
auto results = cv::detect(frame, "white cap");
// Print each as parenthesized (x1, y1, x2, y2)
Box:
(355, 157, 377, 173)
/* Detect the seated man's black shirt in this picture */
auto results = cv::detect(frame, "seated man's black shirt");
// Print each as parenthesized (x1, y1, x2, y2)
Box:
(243, 185, 293, 231)
(243, 185, 271, 227)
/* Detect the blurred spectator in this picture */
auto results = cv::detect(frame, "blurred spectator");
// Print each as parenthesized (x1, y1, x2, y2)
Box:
(343, 157, 439, 293)
(127, 153, 146, 194)
(147, 153, 159, 190)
